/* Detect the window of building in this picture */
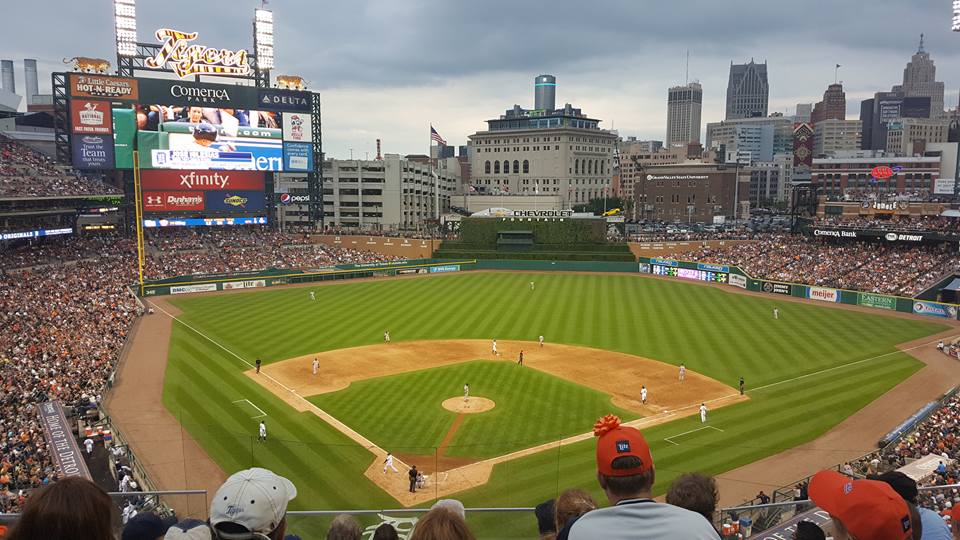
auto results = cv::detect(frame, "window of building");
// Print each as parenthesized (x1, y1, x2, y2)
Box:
(503, 160, 509, 174)
(513, 160, 520, 173)
(523, 160, 529, 173)
(575, 159, 580, 174)
(485, 161, 491, 174)
(494, 161, 500, 174)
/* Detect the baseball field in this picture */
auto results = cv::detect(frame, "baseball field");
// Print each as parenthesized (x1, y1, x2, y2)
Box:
(158, 271, 947, 537)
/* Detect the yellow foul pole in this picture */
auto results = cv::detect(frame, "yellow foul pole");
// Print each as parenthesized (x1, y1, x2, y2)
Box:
(132, 151, 145, 296)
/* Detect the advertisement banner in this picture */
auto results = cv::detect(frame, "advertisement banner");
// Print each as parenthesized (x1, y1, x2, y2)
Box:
(649, 258, 678, 267)
(141, 170, 265, 191)
(37, 401, 92, 479)
(258, 89, 312, 112)
(761, 281, 792, 295)
(147, 128, 283, 171)
(283, 142, 314, 171)
(697, 263, 729, 273)
(728, 273, 747, 289)
(170, 283, 219, 295)
(69, 73, 139, 101)
(71, 135, 115, 169)
(429, 265, 461, 273)
(912, 300, 958, 319)
(143, 216, 268, 228)
(638, 263, 651, 274)
(807, 286, 840, 302)
(0, 227, 72, 241)
(934, 179, 956, 196)
(70, 100, 112, 134)
(282, 112, 313, 142)
(858, 292, 896, 311)
(137, 79, 259, 109)
(143, 191, 205, 212)
(204, 191, 266, 212)
(223, 280, 267, 290)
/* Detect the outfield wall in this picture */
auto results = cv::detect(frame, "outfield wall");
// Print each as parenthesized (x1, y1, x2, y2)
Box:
(137, 257, 960, 320)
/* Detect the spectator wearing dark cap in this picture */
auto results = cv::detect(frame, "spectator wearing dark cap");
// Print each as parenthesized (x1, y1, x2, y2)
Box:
(209, 467, 297, 540)
(808, 469, 916, 540)
(123, 512, 176, 540)
(559, 415, 717, 539)
(666, 472, 719, 525)
(875, 471, 950, 540)
(534, 499, 556, 540)
(793, 520, 826, 540)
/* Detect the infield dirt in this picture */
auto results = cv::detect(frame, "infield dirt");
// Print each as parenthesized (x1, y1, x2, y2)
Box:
(249, 339, 745, 505)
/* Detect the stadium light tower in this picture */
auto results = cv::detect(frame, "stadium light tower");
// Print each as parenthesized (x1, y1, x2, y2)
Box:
(114, 0, 137, 57)
(254, 9, 274, 71)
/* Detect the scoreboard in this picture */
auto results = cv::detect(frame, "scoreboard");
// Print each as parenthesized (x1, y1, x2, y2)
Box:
(651, 264, 728, 283)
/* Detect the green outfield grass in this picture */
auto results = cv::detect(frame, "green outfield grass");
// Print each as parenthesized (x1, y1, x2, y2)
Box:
(162, 272, 947, 538)
(308, 360, 638, 459)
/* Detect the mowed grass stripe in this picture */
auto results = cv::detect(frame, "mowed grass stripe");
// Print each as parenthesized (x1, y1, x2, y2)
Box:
(162, 272, 946, 537)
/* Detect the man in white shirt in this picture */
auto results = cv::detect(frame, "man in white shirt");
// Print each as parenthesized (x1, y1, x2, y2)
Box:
(640, 386, 647, 405)
(383, 452, 399, 473)
(559, 415, 718, 539)
(258, 421, 267, 442)
(699, 403, 707, 423)
(464, 383, 470, 403)
(83, 438, 94, 454)
(312, 357, 319, 376)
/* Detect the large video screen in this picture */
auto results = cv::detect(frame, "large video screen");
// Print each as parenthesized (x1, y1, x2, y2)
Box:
(69, 75, 314, 173)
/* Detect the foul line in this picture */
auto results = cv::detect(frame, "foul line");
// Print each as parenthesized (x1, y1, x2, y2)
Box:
(232, 398, 267, 419)
(664, 425, 724, 446)
(748, 337, 946, 394)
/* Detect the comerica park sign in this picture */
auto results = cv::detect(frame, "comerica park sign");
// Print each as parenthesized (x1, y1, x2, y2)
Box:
(954, 0, 960, 31)
(145, 29, 251, 78)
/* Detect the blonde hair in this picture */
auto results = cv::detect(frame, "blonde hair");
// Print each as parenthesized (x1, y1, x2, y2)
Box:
(554, 489, 598, 532)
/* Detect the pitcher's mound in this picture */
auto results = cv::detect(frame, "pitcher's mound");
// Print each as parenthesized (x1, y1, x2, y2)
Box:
(442, 397, 495, 414)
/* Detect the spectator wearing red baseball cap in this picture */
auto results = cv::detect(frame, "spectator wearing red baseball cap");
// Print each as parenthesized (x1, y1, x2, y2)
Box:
(809, 470, 917, 540)
(559, 415, 717, 540)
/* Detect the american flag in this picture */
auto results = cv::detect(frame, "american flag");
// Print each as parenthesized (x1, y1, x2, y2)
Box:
(430, 126, 447, 146)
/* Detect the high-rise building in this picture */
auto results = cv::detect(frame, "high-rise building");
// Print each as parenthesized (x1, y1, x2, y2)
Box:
(859, 93, 932, 151)
(666, 82, 702, 147)
(813, 119, 862, 157)
(885, 118, 952, 155)
(892, 35, 945, 117)
(725, 60, 769, 119)
(811, 83, 846, 124)
(794, 103, 813, 123)
(468, 76, 617, 208)
(706, 116, 794, 161)
(534, 74, 556, 111)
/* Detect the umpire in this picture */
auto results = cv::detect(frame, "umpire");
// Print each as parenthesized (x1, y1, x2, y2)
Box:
(408, 465, 418, 493)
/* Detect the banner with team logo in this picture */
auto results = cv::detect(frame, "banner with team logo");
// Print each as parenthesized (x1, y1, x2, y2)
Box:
(912, 300, 958, 319)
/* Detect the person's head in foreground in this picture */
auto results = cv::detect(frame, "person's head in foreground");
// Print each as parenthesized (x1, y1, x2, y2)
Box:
(326, 514, 361, 540)
(809, 470, 916, 540)
(665, 472, 719, 523)
(554, 489, 597, 532)
(792, 520, 826, 540)
(123, 512, 176, 540)
(209, 467, 297, 540)
(7, 477, 116, 540)
(409, 507, 476, 540)
(534, 499, 556, 540)
(371, 522, 399, 540)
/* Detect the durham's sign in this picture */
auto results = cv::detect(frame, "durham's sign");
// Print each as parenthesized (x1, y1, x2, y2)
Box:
(145, 29, 251, 78)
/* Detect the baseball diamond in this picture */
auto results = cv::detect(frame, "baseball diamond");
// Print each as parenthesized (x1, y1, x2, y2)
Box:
(127, 270, 950, 537)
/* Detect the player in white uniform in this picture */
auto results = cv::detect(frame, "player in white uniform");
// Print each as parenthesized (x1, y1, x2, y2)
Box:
(538, 335, 544, 348)
(258, 420, 267, 442)
(309, 291, 315, 301)
(463, 383, 470, 402)
(699, 403, 708, 423)
(530, 281, 535, 291)
(384, 330, 391, 343)
(773, 307, 779, 320)
(640, 385, 647, 405)
(679, 364, 686, 382)
(492, 339, 498, 356)
(383, 452, 399, 473)
(312, 357, 319, 376)
(84, 438, 94, 454)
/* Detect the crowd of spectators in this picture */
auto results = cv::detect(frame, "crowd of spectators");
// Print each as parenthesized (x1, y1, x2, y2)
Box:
(0, 228, 401, 515)
(815, 215, 960, 233)
(0, 135, 121, 198)
(665, 235, 960, 296)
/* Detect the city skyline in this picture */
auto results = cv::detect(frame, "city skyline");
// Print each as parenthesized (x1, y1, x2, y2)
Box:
(1, 0, 958, 158)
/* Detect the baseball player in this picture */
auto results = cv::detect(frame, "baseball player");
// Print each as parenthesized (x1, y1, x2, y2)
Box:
(538, 335, 544, 348)
(517, 349, 524, 366)
(84, 438, 94, 455)
(492, 339, 498, 356)
(384, 330, 391, 343)
(530, 281, 535, 291)
(312, 357, 319, 376)
(463, 383, 470, 403)
(309, 291, 315, 301)
(640, 385, 647, 405)
(699, 403, 708, 423)
(773, 307, 779, 320)
(255, 358, 262, 374)
(258, 420, 267, 442)
(383, 452, 399, 473)
(679, 364, 686, 382)
(739, 376, 745, 395)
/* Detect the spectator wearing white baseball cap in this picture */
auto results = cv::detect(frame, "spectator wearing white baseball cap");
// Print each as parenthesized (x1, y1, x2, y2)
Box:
(209, 468, 298, 540)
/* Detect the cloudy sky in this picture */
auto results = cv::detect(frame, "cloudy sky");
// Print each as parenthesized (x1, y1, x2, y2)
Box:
(3, 0, 959, 158)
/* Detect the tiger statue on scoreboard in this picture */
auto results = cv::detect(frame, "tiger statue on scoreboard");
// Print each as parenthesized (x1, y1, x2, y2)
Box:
(276, 75, 307, 90)
(63, 57, 112, 74)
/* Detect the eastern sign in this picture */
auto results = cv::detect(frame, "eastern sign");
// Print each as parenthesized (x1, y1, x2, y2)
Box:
(69, 74, 139, 101)
(145, 29, 251, 78)
(858, 292, 897, 311)
(70, 100, 112, 135)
